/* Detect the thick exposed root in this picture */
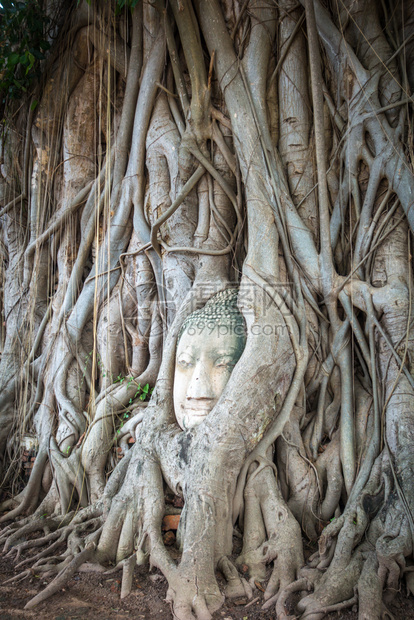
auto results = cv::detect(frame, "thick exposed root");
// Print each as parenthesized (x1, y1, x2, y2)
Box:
(296, 552, 363, 620)
(262, 576, 310, 611)
(236, 462, 304, 599)
(120, 554, 137, 599)
(165, 571, 224, 620)
(218, 556, 253, 600)
(290, 456, 414, 619)
(275, 577, 311, 619)
(358, 552, 383, 620)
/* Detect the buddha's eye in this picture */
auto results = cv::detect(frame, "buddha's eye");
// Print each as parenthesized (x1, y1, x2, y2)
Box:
(177, 355, 194, 369)
(215, 357, 236, 369)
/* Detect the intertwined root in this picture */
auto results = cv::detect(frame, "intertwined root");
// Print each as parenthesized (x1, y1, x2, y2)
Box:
(236, 463, 304, 601)
(0, 504, 104, 607)
(24, 538, 99, 610)
(0, 473, 411, 620)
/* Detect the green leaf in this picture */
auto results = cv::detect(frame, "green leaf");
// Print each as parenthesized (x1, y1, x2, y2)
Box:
(7, 52, 20, 67)
(13, 78, 26, 91)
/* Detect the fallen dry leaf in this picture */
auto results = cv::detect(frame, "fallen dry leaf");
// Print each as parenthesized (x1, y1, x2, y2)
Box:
(254, 580, 265, 592)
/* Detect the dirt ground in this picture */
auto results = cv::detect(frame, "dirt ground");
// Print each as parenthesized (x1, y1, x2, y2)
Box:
(0, 549, 414, 620)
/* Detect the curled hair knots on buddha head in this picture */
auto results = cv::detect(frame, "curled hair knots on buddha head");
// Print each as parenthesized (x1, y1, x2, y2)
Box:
(178, 288, 246, 342)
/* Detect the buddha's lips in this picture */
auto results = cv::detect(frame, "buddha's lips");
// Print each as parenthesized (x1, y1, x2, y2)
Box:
(182, 401, 215, 415)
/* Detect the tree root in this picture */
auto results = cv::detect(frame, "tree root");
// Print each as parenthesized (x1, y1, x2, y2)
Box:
(2, 513, 74, 553)
(358, 552, 383, 620)
(121, 554, 137, 599)
(275, 577, 311, 619)
(218, 556, 253, 600)
(3, 554, 72, 585)
(0, 502, 106, 610)
(15, 532, 69, 568)
(262, 576, 310, 611)
(9, 528, 64, 564)
(236, 462, 304, 600)
(296, 551, 363, 620)
(24, 539, 98, 609)
(165, 578, 224, 620)
(6, 513, 104, 606)
(300, 592, 357, 619)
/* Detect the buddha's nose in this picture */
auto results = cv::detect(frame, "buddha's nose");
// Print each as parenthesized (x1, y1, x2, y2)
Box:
(187, 361, 215, 400)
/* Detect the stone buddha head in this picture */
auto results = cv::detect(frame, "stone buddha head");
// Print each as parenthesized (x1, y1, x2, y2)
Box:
(173, 289, 246, 430)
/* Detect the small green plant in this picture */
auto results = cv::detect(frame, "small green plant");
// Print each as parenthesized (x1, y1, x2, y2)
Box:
(139, 383, 149, 400)
(127, 383, 154, 405)
(116, 411, 131, 435)
(80, 352, 154, 428)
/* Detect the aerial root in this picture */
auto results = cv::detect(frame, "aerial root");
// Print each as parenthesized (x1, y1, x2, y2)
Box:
(296, 550, 363, 620)
(24, 540, 97, 609)
(164, 556, 224, 620)
(315, 537, 337, 569)
(376, 526, 410, 603)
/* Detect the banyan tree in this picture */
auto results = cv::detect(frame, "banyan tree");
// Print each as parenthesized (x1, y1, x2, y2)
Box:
(0, 0, 414, 618)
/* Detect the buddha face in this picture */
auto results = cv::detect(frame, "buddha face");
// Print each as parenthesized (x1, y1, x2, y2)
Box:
(173, 324, 245, 430)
